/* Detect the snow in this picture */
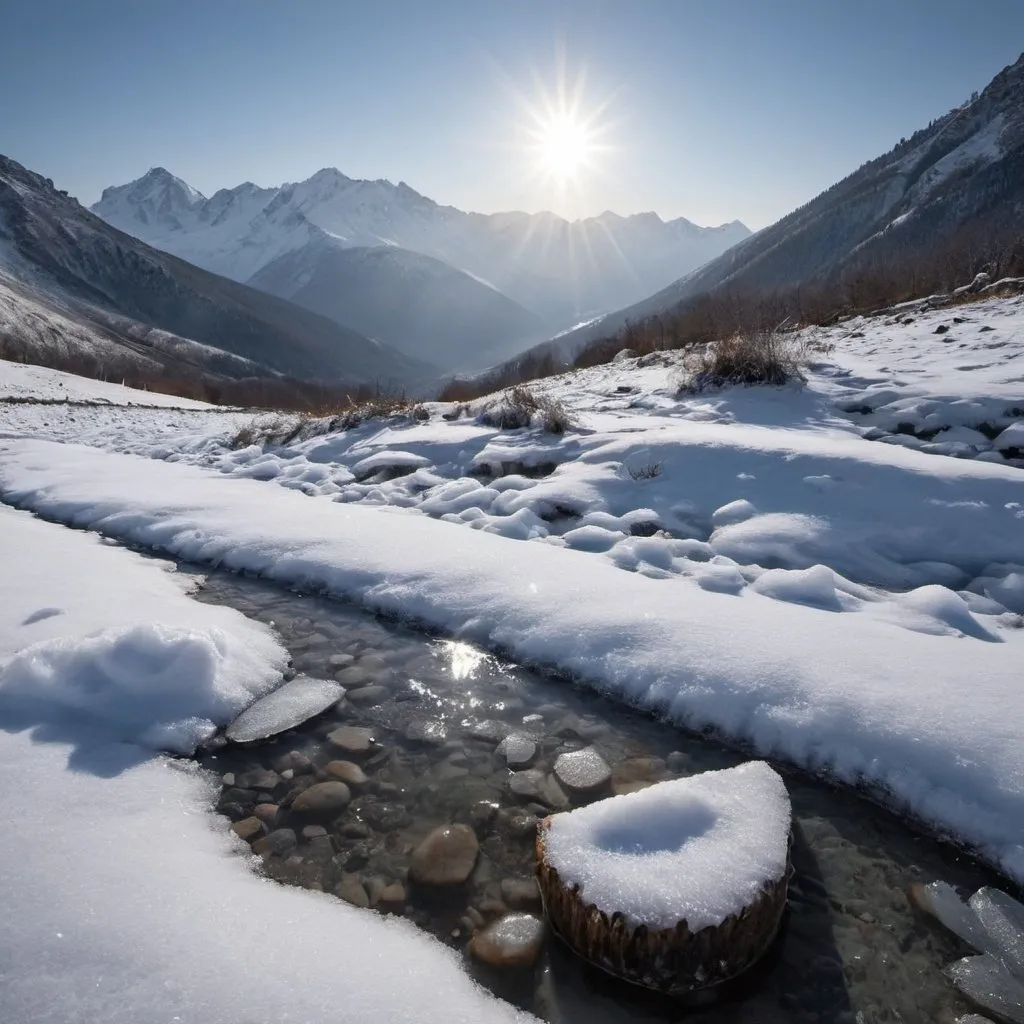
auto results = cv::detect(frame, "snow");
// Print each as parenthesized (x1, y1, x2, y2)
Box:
(1, 433, 1023, 880)
(0, 504, 531, 1024)
(542, 762, 791, 932)
(0, 356, 216, 408)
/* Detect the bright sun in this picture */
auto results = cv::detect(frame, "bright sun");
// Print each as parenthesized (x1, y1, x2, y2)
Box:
(536, 110, 596, 183)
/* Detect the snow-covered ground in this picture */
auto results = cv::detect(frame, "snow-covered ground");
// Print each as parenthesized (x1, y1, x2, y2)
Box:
(0, 505, 529, 1024)
(1, 295, 1023, 1018)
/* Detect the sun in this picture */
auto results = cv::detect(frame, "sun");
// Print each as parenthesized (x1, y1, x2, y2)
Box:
(535, 109, 597, 183)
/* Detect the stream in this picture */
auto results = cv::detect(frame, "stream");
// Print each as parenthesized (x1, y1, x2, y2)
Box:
(193, 569, 1002, 1024)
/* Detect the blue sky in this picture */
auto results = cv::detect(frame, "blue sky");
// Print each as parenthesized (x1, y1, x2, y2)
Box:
(4, 0, 1022, 228)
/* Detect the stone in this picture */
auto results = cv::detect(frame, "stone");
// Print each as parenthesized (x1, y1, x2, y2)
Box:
(335, 666, 371, 688)
(509, 770, 569, 809)
(327, 726, 377, 758)
(496, 734, 537, 769)
(554, 748, 611, 793)
(354, 800, 412, 832)
(291, 781, 352, 816)
(324, 760, 369, 788)
(230, 816, 263, 841)
(667, 750, 692, 773)
(252, 828, 297, 857)
(466, 719, 508, 743)
(468, 913, 545, 967)
(468, 800, 500, 832)
(358, 654, 388, 673)
(273, 750, 313, 775)
(253, 802, 279, 824)
(328, 653, 355, 669)
(613, 780, 653, 796)
(347, 685, 391, 707)
(338, 821, 372, 840)
(301, 824, 328, 840)
(377, 883, 407, 914)
(221, 772, 235, 787)
(335, 874, 369, 908)
(409, 825, 479, 886)
(236, 768, 282, 792)
(404, 719, 448, 745)
(501, 877, 542, 911)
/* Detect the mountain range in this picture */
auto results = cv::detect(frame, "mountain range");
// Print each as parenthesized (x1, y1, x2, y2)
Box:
(91, 168, 749, 371)
(0, 156, 431, 388)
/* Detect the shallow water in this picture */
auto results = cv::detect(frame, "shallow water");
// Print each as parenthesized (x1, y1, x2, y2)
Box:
(194, 570, 1001, 1023)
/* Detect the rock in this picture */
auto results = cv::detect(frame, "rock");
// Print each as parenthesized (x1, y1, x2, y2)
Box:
(409, 825, 479, 886)
(468, 914, 545, 967)
(613, 780, 654, 796)
(253, 802, 279, 824)
(301, 824, 328, 840)
(554, 748, 611, 793)
(497, 734, 537, 768)
(667, 750, 692, 774)
(404, 719, 448, 745)
(273, 750, 313, 775)
(252, 828, 297, 857)
(354, 800, 412, 832)
(328, 653, 355, 669)
(466, 719, 508, 743)
(291, 781, 352, 816)
(468, 800, 499, 832)
(230, 816, 263, 841)
(347, 685, 391, 707)
(501, 877, 542, 911)
(509, 770, 569, 809)
(236, 768, 282, 791)
(335, 665, 371, 688)
(335, 874, 369, 908)
(338, 821, 372, 840)
(358, 654, 388, 673)
(324, 760, 369, 788)
(377, 883, 406, 914)
(221, 772, 235, 787)
(327, 726, 377, 758)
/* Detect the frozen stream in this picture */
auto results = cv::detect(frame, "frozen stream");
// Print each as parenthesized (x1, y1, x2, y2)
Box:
(193, 570, 1003, 1023)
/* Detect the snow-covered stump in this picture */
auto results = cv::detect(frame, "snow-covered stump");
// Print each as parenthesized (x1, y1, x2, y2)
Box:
(536, 761, 792, 996)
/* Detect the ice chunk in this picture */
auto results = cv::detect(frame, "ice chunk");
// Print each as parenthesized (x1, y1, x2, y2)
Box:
(971, 887, 1024, 975)
(913, 881, 1003, 957)
(947, 954, 1024, 1023)
(225, 675, 343, 743)
(541, 762, 791, 931)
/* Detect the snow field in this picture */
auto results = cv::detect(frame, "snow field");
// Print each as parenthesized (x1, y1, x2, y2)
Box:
(0, 504, 532, 1024)
(543, 762, 791, 931)
(1, 440, 1023, 882)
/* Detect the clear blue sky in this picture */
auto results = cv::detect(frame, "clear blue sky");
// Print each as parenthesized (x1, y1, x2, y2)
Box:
(4, 0, 1022, 229)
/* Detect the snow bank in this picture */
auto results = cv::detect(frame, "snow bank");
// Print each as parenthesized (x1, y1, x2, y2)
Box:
(0, 505, 533, 1024)
(542, 762, 791, 931)
(2, 440, 1023, 882)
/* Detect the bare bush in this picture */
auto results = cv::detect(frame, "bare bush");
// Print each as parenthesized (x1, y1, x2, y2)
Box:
(677, 329, 808, 392)
(478, 386, 577, 434)
(627, 461, 664, 480)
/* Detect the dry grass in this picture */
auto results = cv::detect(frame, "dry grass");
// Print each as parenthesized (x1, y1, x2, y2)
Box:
(676, 329, 808, 393)
(477, 386, 577, 434)
(627, 461, 664, 480)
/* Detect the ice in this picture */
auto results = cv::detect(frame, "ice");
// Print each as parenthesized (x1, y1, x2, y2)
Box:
(225, 674, 344, 743)
(541, 762, 791, 931)
(915, 882, 1003, 957)
(947, 954, 1024, 1024)
(971, 888, 1024, 976)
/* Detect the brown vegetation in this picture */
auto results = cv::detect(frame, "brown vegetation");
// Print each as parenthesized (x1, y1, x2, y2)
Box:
(477, 386, 576, 434)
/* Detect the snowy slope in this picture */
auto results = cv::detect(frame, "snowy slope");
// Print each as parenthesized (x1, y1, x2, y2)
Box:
(92, 166, 750, 332)
(0, 505, 530, 1024)
(1, 295, 1023, 880)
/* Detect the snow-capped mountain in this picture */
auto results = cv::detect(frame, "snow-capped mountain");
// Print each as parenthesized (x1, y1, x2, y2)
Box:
(0, 155, 433, 386)
(249, 240, 546, 371)
(544, 52, 1024, 358)
(92, 168, 750, 341)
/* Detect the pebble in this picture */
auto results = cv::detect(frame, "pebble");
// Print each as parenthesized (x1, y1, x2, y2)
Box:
(377, 883, 407, 914)
(252, 828, 297, 857)
(230, 816, 263, 841)
(335, 874, 369, 908)
(273, 751, 313, 775)
(236, 768, 281, 791)
(468, 800, 499, 832)
(501, 877, 542, 911)
(347, 685, 391, 707)
(409, 825, 479, 885)
(327, 726, 376, 757)
(221, 772, 236, 787)
(324, 760, 369, 788)
(466, 719, 508, 743)
(405, 719, 449, 744)
(291, 781, 352, 816)
(253, 802, 279, 824)
(496, 734, 537, 769)
(468, 913, 545, 967)
(334, 665, 371, 688)
(301, 824, 328, 840)
(553, 747, 611, 793)
(509, 770, 569, 810)
(328, 653, 355, 669)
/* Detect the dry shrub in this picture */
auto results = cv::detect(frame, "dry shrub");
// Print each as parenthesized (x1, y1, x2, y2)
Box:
(677, 329, 807, 393)
(478, 386, 576, 434)
(627, 461, 664, 480)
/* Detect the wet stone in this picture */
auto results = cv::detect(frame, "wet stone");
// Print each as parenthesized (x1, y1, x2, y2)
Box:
(509, 770, 569, 810)
(468, 913, 545, 967)
(291, 781, 352, 816)
(324, 760, 369, 788)
(405, 719, 449, 745)
(252, 828, 297, 857)
(301, 824, 328, 840)
(353, 799, 412, 832)
(497, 734, 537, 769)
(501, 877, 542, 911)
(236, 768, 281, 791)
(273, 750, 313, 775)
(231, 816, 263, 841)
(347, 685, 391, 707)
(327, 726, 376, 758)
(466, 719, 509, 743)
(335, 874, 369, 907)
(253, 802, 279, 824)
(553, 747, 611, 793)
(328, 653, 355, 670)
(409, 825, 479, 886)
